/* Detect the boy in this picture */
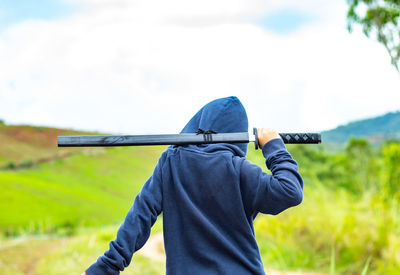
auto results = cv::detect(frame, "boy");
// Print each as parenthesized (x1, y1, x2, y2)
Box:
(85, 96, 303, 274)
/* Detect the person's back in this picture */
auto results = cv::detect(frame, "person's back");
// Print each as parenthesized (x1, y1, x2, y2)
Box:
(85, 96, 303, 275)
(163, 144, 265, 274)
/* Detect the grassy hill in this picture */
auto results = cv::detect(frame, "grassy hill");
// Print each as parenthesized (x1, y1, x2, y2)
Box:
(0, 122, 99, 169)
(322, 111, 400, 144)
(0, 145, 164, 235)
(0, 121, 166, 235)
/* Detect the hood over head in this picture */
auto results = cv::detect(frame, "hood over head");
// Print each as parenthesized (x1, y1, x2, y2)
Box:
(180, 96, 248, 155)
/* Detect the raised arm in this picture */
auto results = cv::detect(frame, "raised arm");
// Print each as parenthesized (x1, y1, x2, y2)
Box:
(240, 128, 303, 216)
(85, 153, 166, 275)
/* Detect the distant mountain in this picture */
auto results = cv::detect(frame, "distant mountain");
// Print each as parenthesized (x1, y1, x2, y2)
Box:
(322, 111, 400, 144)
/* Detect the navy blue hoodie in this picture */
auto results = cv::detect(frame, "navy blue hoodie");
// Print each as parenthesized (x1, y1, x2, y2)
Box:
(86, 96, 303, 275)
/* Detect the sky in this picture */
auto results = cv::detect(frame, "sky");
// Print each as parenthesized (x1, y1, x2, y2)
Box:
(0, 0, 399, 134)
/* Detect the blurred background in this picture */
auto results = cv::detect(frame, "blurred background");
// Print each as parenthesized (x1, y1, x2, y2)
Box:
(0, 0, 399, 274)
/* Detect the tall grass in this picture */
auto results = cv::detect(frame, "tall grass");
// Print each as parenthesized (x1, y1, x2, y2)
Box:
(253, 183, 400, 274)
(0, 220, 165, 275)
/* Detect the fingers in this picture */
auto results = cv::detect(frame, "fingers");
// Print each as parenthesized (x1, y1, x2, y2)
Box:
(257, 128, 281, 148)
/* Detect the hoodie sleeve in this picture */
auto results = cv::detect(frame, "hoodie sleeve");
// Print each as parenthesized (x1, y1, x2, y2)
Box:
(240, 138, 303, 216)
(85, 153, 165, 275)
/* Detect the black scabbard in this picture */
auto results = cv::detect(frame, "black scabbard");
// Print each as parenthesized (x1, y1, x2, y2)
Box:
(57, 132, 250, 147)
(58, 131, 321, 148)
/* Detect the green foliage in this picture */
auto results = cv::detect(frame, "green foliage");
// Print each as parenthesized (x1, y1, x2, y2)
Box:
(0, 119, 5, 126)
(249, 139, 400, 274)
(382, 142, 400, 197)
(330, 246, 335, 275)
(19, 159, 35, 168)
(361, 256, 372, 275)
(254, 186, 400, 274)
(5, 161, 16, 170)
(347, 0, 400, 71)
(345, 138, 376, 191)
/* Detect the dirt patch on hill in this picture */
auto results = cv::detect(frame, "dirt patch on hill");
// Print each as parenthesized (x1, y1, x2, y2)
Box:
(139, 232, 165, 262)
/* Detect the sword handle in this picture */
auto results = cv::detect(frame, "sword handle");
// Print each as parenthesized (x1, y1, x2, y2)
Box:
(253, 128, 321, 149)
(279, 133, 321, 144)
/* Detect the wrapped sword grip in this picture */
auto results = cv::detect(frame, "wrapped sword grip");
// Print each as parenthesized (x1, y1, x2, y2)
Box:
(279, 133, 321, 144)
(253, 128, 321, 149)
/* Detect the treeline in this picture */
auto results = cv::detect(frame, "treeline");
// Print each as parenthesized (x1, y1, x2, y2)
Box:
(288, 138, 400, 199)
(252, 138, 400, 274)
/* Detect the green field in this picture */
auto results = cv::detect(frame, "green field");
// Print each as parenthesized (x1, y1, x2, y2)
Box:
(0, 145, 164, 235)
(0, 125, 399, 274)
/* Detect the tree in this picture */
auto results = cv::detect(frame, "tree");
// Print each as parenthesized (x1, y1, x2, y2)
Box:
(345, 138, 375, 191)
(382, 142, 400, 197)
(347, 0, 400, 72)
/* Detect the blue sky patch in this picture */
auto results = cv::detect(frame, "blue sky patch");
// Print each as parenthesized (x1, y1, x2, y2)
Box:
(0, 0, 79, 30)
(256, 9, 312, 34)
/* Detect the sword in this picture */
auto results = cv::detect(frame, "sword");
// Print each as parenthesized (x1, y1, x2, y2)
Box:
(58, 128, 321, 150)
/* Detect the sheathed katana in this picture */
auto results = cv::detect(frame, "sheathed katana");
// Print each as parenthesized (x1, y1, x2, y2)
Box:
(58, 128, 321, 150)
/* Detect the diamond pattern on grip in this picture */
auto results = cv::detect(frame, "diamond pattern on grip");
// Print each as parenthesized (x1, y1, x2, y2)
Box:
(279, 133, 320, 144)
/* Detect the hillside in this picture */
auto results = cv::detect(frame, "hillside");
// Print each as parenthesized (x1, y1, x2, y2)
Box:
(1, 122, 399, 274)
(322, 111, 400, 144)
(0, 122, 100, 169)
(0, 122, 166, 235)
(0, 145, 164, 235)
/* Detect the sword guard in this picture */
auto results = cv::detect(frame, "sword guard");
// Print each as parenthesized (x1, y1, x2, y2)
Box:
(253, 128, 260, 150)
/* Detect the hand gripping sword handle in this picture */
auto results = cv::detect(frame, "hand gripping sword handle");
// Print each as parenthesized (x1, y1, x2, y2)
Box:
(253, 128, 321, 149)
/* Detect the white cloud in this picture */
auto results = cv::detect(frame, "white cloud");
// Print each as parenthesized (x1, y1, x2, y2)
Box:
(0, 0, 399, 135)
